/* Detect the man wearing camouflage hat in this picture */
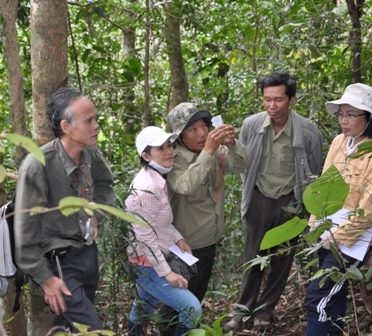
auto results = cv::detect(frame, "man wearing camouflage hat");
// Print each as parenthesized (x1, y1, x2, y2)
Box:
(166, 102, 248, 302)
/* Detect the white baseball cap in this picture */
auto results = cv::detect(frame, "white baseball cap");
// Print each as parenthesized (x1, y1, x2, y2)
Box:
(325, 83, 372, 116)
(136, 126, 178, 156)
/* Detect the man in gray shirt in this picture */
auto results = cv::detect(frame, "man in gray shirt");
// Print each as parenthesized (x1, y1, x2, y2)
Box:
(223, 71, 323, 332)
(15, 86, 114, 332)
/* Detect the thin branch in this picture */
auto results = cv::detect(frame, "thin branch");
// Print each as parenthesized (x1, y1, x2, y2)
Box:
(67, 9, 82, 92)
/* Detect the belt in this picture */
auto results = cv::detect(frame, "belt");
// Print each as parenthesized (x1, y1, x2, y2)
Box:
(45, 246, 72, 261)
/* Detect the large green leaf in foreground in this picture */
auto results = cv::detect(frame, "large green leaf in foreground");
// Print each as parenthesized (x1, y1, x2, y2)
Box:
(4, 133, 45, 165)
(303, 164, 349, 219)
(260, 216, 308, 250)
(58, 196, 147, 227)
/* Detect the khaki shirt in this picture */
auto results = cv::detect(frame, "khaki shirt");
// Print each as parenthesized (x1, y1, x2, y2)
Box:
(167, 140, 248, 249)
(256, 114, 296, 199)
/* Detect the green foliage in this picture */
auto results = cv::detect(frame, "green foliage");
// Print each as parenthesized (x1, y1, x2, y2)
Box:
(2, 0, 372, 333)
(0, 132, 45, 182)
(190, 314, 232, 336)
(52, 322, 115, 335)
(260, 217, 308, 250)
(303, 165, 349, 219)
(58, 196, 147, 227)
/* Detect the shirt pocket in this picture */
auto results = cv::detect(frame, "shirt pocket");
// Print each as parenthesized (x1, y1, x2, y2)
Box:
(278, 148, 295, 176)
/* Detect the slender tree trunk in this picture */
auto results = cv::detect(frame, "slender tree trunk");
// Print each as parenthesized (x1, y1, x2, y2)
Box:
(29, 0, 69, 334)
(0, 0, 28, 335)
(163, 2, 189, 111)
(345, 0, 364, 83)
(143, 0, 151, 126)
(0, 0, 29, 168)
(31, 0, 69, 146)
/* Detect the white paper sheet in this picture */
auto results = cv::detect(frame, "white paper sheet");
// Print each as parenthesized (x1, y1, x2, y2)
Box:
(316, 208, 372, 261)
(168, 245, 199, 266)
(211, 115, 223, 127)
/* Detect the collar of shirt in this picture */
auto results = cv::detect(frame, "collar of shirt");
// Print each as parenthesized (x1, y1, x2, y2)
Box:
(146, 167, 167, 189)
(54, 138, 89, 175)
(175, 143, 198, 163)
(262, 110, 292, 137)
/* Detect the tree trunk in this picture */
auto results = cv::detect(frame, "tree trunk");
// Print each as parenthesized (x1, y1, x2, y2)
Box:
(345, 0, 364, 83)
(0, 0, 29, 168)
(143, 0, 151, 126)
(163, 2, 189, 111)
(0, 1, 28, 335)
(29, 0, 69, 334)
(28, 281, 56, 335)
(30, 0, 69, 146)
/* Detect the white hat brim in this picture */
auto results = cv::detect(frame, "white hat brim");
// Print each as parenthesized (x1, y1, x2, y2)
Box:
(325, 94, 372, 116)
(148, 133, 178, 147)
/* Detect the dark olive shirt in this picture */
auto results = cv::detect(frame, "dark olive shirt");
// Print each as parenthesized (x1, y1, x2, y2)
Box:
(14, 138, 114, 284)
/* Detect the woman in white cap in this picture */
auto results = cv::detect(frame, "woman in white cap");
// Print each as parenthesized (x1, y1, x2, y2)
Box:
(305, 83, 372, 336)
(125, 126, 201, 336)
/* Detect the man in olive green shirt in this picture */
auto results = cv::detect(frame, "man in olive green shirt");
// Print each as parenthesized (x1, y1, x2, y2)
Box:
(15, 86, 114, 332)
(166, 103, 248, 302)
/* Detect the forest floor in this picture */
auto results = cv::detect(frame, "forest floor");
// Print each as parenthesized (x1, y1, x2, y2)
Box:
(119, 264, 372, 336)
(199, 267, 372, 336)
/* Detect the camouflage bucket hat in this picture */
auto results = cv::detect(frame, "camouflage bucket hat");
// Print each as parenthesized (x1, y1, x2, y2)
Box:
(167, 102, 212, 135)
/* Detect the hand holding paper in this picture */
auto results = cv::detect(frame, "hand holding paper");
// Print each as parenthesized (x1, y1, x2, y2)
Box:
(169, 245, 198, 266)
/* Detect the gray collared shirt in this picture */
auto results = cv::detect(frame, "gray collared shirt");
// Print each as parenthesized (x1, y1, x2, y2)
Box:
(14, 138, 114, 284)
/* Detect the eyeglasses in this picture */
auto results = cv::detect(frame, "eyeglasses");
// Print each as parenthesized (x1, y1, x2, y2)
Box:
(335, 111, 365, 120)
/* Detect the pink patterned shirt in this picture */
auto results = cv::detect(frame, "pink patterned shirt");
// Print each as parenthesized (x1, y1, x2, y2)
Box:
(126, 167, 184, 277)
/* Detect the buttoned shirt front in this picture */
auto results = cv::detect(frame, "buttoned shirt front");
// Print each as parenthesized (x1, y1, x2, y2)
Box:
(256, 113, 296, 199)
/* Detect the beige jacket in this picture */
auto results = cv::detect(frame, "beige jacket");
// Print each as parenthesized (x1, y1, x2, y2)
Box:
(309, 134, 372, 247)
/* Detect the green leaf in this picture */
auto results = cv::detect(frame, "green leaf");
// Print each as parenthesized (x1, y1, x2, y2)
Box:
(365, 266, 372, 282)
(345, 265, 363, 280)
(59, 197, 89, 216)
(72, 322, 89, 332)
(126, 56, 142, 77)
(329, 243, 342, 267)
(0, 165, 6, 183)
(260, 217, 308, 250)
(349, 141, 372, 159)
(212, 314, 228, 330)
(189, 329, 206, 336)
(4, 133, 45, 165)
(304, 221, 333, 243)
(303, 165, 349, 217)
(303, 257, 319, 270)
(93, 203, 148, 227)
(58, 196, 147, 227)
(30, 206, 49, 215)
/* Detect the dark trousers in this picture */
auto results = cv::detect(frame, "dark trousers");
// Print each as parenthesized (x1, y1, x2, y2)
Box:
(236, 188, 296, 321)
(188, 244, 216, 302)
(48, 242, 102, 332)
(304, 248, 361, 336)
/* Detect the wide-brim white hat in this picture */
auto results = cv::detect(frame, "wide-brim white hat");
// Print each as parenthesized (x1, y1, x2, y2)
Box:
(325, 83, 372, 116)
(136, 126, 178, 156)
